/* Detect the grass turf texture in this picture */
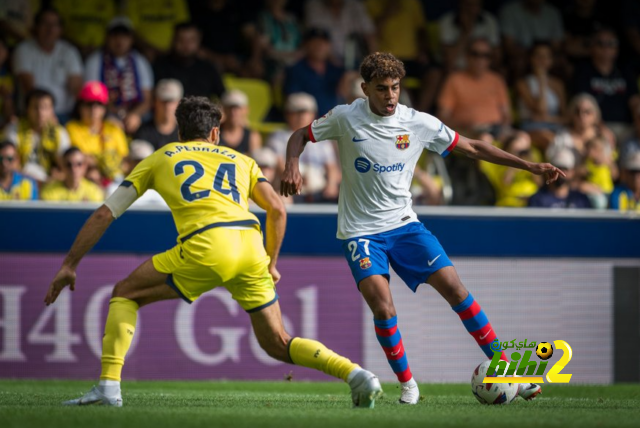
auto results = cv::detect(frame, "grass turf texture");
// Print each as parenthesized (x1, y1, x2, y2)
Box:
(1, 380, 639, 428)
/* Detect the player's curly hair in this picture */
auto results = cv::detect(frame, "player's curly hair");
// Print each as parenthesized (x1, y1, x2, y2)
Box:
(360, 52, 406, 83)
(175, 96, 222, 141)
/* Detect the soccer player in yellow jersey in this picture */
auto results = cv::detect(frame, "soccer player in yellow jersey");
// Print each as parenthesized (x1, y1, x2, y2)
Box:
(44, 97, 382, 408)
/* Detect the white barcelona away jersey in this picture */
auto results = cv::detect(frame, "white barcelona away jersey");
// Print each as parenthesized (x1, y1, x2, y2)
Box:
(308, 98, 458, 239)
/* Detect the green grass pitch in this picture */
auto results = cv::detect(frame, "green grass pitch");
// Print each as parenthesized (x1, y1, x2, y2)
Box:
(1, 380, 639, 428)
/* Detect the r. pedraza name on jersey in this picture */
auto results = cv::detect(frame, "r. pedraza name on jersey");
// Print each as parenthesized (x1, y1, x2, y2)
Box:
(164, 145, 237, 159)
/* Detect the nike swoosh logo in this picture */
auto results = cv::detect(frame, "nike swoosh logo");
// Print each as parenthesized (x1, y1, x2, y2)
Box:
(391, 350, 401, 356)
(428, 254, 441, 266)
(479, 330, 492, 340)
(352, 137, 368, 142)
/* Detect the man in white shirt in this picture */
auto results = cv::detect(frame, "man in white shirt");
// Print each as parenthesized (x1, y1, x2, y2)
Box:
(13, 8, 83, 122)
(280, 52, 563, 405)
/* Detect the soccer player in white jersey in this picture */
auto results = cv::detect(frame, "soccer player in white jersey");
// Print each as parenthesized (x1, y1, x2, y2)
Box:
(280, 52, 564, 404)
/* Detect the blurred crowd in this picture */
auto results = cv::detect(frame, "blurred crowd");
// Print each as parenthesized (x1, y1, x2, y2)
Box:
(0, 0, 639, 211)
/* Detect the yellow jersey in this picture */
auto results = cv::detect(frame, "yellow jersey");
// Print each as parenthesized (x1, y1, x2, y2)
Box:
(125, 0, 190, 51)
(122, 141, 267, 242)
(0, 172, 38, 201)
(41, 179, 104, 202)
(585, 159, 614, 194)
(66, 120, 129, 180)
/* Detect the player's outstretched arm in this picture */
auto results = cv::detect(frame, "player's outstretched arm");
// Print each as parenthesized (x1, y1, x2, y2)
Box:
(44, 204, 115, 305)
(252, 181, 287, 284)
(280, 127, 310, 197)
(454, 135, 566, 185)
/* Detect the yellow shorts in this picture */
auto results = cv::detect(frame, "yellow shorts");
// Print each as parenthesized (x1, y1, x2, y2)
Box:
(152, 226, 277, 312)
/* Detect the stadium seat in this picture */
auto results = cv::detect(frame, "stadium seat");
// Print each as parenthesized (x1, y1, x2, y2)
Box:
(223, 75, 285, 134)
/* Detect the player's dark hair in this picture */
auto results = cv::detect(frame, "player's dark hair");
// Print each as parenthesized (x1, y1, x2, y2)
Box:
(175, 96, 222, 141)
(26, 88, 56, 107)
(62, 146, 82, 160)
(360, 52, 406, 83)
(0, 140, 16, 151)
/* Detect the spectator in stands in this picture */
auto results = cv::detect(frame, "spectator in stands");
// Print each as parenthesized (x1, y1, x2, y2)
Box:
(53, 0, 116, 57)
(134, 79, 181, 149)
(549, 93, 615, 159)
(439, 0, 500, 72)
(563, 0, 603, 63)
(572, 28, 640, 142)
(66, 81, 129, 182)
(251, 146, 279, 185)
(499, 0, 564, 79)
(125, 0, 190, 62)
(153, 22, 225, 100)
(84, 17, 153, 135)
(577, 136, 616, 209)
(367, 0, 441, 112)
(218, 90, 262, 155)
(257, 0, 303, 84)
(105, 139, 165, 206)
(516, 42, 567, 149)
(0, 140, 38, 200)
(0, 0, 35, 46)
(528, 149, 592, 208)
(306, 0, 376, 67)
(267, 92, 340, 203)
(438, 38, 510, 138)
(610, 151, 640, 211)
(41, 146, 104, 202)
(482, 132, 540, 207)
(0, 37, 14, 127)
(13, 8, 83, 122)
(2, 89, 70, 182)
(284, 28, 346, 117)
(192, 0, 261, 76)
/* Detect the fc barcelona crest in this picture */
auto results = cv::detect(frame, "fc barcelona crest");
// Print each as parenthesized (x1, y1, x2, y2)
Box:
(396, 134, 410, 150)
(359, 257, 372, 269)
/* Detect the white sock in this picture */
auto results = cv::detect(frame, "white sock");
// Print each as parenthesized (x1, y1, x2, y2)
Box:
(98, 379, 121, 396)
(401, 377, 417, 388)
(346, 367, 364, 383)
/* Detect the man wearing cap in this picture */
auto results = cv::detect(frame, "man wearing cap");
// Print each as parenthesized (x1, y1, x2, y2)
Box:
(267, 92, 340, 202)
(134, 79, 182, 150)
(284, 28, 347, 118)
(66, 81, 129, 182)
(153, 22, 225, 100)
(610, 151, 640, 211)
(13, 8, 83, 121)
(528, 149, 592, 208)
(219, 89, 262, 155)
(84, 17, 153, 134)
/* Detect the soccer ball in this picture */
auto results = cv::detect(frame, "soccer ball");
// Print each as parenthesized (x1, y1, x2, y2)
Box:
(471, 360, 518, 405)
(536, 342, 554, 360)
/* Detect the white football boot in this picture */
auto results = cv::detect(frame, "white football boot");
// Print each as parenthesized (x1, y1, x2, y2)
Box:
(348, 369, 383, 408)
(518, 383, 542, 401)
(63, 386, 123, 407)
(399, 378, 420, 404)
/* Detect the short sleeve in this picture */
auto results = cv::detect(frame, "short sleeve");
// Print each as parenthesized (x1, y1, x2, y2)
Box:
(13, 42, 32, 74)
(64, 44, 83, 76)
(413, 111, 459, 157)
(134, 53, 154, 90)
(308, 104, 347, 142)
(83, 52, 102, 82)
(122, 152, 156, 196)
(248, 158, 268, 197)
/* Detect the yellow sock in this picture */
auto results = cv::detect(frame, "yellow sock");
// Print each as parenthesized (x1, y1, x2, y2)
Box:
(100, 297, 139, 381)
(288, 337, 359, 381)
